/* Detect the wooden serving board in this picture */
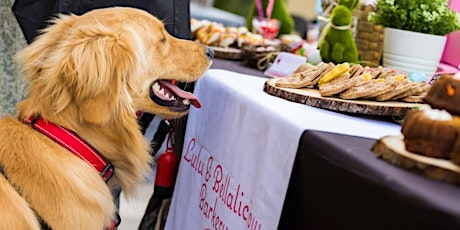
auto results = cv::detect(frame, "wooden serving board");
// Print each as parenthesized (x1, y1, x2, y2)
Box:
(264, 78, 428, 116)
(211, 46, 241, 60)
(372, 135, 460, 186)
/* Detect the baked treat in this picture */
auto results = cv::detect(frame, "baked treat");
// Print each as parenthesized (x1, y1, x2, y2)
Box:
(391, 81, 429, 101)
(219, 27, 238, 48)
(318, 62, 350, 86)
(275, 61, 433, 103)
(375, 79, 412, 101)
(196, 22, 225, 46)
(319, 72, 359, 97)
(340, 77, 397, 100)
(339, 79, 378, 99)
(363, 79, 398, 99)
(292, 63, 314, 74)
(423, 74, 460, 115)
(369, 66, 385, 79)
(191, 18, 210, 38)
(310, 62, 335, 86)
(402, 94, 426, 103)
(376, 68, 398, 79)
(450, 141, 460, 166)
(402, 109, 460, 159)
(348, 64, 363, 78)
(275, 62, 331, 88)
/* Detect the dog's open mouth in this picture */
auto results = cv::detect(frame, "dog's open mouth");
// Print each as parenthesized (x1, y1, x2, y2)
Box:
(149, 80, 201, 112)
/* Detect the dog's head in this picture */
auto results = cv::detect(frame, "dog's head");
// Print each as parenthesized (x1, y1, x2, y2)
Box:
(16, 7, 212, 124)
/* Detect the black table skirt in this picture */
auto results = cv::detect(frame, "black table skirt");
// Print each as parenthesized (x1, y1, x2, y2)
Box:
(279, 130, 460, 230)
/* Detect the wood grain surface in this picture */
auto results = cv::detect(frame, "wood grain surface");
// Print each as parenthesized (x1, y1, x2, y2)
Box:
(264, 78, 428, 116)
(372, 135, 460, 186)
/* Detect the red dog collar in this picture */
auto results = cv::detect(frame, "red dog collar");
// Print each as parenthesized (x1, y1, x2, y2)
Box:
(23, 115, 114, 183)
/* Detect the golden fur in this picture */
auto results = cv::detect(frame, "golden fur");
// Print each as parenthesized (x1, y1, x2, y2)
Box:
(0, 7, 211, 229)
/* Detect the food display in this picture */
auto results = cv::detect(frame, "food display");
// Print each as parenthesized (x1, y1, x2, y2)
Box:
(372, 73, 460, 185)
(423, 74, 460, 115)
(402, 74, 460, 161)
(191, 18, 265, 49)
(251, 18, 280, 40)
(274, 62, 431, 103)
(240, 43, 291, 70)
(402, 109, 460, 159)
(190, 18, 299, 61)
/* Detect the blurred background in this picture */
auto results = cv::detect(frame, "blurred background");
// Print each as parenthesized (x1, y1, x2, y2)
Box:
(190, 0, 321, 39)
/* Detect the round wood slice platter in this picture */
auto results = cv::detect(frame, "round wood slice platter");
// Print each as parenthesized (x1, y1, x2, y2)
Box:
(264, 78, 428, 116)
(372, 135, 460, 186)
(211, 46, 241, 60)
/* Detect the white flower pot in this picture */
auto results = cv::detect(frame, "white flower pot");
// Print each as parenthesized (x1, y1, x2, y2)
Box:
(383, 27, 447, 77)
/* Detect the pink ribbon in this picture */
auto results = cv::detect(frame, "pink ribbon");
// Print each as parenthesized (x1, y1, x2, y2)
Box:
(255, 0, 264, 22)
(255, 0, 276, 38)
(266, 0, 274, 21)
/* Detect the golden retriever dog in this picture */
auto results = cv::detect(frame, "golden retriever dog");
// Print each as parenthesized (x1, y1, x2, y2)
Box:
(0, 7, 212, 230)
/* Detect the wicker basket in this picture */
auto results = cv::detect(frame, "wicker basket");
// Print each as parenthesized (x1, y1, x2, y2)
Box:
(240, 44, 291, 70)
(353, 4, 384, 67)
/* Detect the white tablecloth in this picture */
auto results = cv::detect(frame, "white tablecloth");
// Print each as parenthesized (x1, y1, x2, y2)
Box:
(166, 69, 401, 230)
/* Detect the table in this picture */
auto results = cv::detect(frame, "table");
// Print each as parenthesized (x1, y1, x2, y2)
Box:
(280, 130, 460, 230)
(165, 59, 460, 230)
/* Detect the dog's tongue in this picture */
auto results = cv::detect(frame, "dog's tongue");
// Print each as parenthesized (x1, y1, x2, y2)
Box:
(159, 80, 201, 108)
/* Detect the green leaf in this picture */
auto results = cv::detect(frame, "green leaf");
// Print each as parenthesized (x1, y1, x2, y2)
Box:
(368, 0, 460, 35)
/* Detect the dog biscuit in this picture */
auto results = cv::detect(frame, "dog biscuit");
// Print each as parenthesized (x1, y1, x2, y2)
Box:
(375, 79, 412, 101)
(363, 79, 398, 99)
(318, 62, 350, 86)
(311, 62, 336, 86)
(293, 63, 315, 74)
(275, 62, 329, 88)
(369, 66, 384, 79)
(353, 72, 373, 86)
(390, 81, 419, 100)
(377, 68, 398, 79)
(348, 64, 362, 78)
(319, 73, 359, 97)
(402, 93, 427, 103)
(339, 80, 379, 99)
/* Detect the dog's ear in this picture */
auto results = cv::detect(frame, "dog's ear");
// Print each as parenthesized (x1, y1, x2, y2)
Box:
(66, 22, 143, 124)
(15, 14, 79, 116)
(17, 15, 76, 79)
(16, 14, 144, 123)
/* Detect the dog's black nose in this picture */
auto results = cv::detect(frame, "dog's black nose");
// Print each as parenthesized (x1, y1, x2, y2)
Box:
(206, 47, 214, 60)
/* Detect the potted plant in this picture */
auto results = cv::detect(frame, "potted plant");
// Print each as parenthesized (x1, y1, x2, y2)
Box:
(368, 0, 460, 77)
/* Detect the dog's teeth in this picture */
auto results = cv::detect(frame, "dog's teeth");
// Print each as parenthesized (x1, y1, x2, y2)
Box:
(183, 99, 190, 105)
(152, 83, 160, 92)
(165, 93, 175, 100)
(152, 82, 177, 101)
